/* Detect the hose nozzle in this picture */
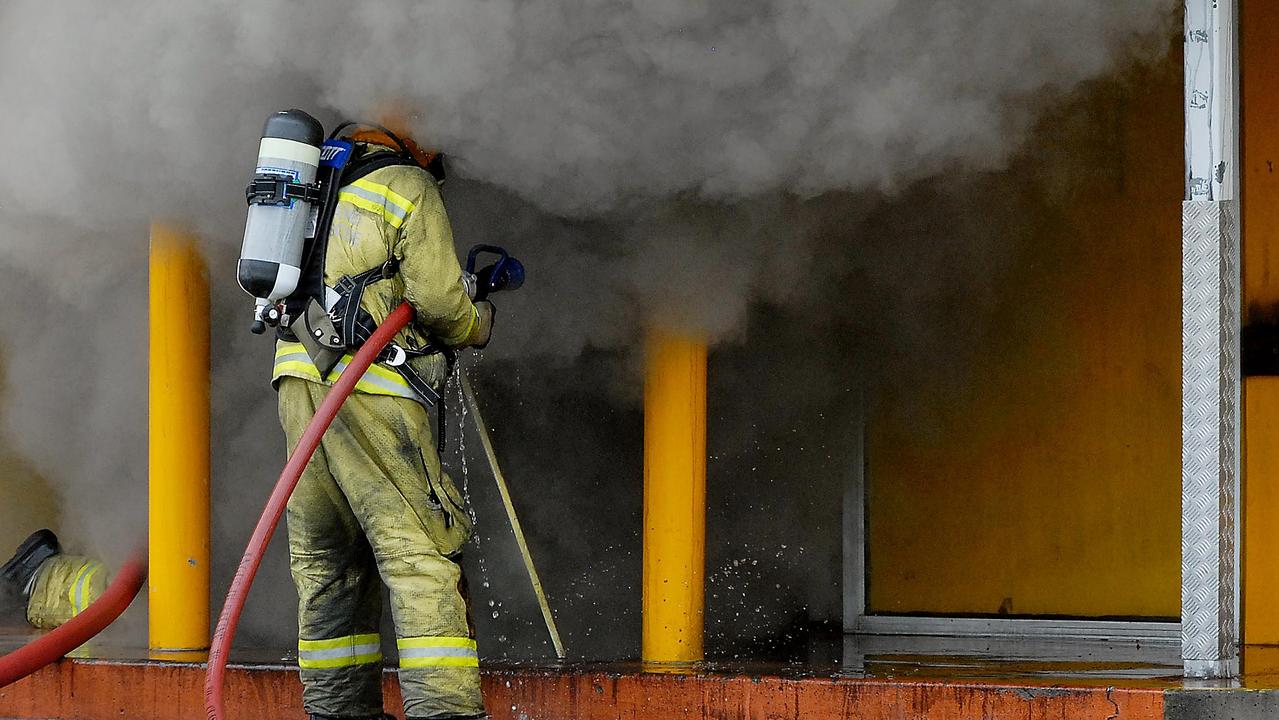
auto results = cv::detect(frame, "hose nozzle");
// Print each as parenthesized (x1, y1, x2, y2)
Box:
(465, 244, 525, 302)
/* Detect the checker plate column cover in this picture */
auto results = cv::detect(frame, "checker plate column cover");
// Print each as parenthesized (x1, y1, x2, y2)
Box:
(1181, 199, 1241, 678)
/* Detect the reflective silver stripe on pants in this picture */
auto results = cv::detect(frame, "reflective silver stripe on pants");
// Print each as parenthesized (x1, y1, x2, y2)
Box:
(299, 642, 382, 662)
(72, 562, 100, 614)
(399, 646, 479, 660)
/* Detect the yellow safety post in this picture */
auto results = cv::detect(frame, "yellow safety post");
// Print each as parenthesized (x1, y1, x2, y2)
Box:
(148, 224, 210, 652)
(642, 327, 707, 665)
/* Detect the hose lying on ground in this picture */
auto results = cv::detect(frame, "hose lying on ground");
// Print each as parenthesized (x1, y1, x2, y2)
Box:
(204, 301, 414, 720)
(0, 548, 147, 688)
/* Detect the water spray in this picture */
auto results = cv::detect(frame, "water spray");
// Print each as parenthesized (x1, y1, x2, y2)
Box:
(461, 374, 564, 658)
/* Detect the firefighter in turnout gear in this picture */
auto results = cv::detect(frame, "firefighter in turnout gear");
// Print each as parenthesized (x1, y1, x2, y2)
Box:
(1, 529, 109, 630)
(275, 127, 493, 720)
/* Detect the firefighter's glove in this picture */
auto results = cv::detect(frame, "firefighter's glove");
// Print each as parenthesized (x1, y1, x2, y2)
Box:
(466, 300, 496, 349)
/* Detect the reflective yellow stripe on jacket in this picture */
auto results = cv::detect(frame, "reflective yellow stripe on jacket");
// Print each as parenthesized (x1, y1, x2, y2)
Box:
(396, 636, 479, 669)
(441, 304, 480, 347)
(272, 342, 416, 400)
(298, 633, 383, 669)
(339, 177, 416, 229)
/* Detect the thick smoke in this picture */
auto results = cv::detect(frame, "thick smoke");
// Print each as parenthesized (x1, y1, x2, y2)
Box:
(0, 0, 1175, 656)
(0, 0, 1175, 343)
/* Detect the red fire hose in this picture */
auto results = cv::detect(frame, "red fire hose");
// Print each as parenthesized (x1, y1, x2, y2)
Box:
(0, 548, 147, 687)
(205, 301, 415, 720)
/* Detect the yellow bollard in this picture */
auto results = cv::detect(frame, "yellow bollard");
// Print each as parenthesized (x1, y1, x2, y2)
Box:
(642, 327, 707, 665)
(148, 224, 211, 652)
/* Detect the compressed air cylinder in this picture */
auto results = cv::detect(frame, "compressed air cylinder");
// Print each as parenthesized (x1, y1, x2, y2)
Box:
(237, 110, 324, 302)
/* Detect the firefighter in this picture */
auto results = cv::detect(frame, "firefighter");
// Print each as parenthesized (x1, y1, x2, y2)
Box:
(273, 127, 493, 720)
(1, 529, 108, 630)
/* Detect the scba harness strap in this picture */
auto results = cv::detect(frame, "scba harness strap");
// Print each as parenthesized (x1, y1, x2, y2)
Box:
(245, 174, 324, 207)
(328, 259, 452, 407)
(327, 257, 455, 452)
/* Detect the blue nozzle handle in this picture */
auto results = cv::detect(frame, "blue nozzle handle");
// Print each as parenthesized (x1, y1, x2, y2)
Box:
(466, 244, 525, 301)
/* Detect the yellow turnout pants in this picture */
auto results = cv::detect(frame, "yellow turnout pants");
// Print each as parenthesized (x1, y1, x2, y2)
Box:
(279, 377, 483, 719)
(26, 555, 108, 630)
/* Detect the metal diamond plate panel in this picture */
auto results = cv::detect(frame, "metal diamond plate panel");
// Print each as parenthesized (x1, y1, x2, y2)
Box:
(1181, 199, 1241, 677)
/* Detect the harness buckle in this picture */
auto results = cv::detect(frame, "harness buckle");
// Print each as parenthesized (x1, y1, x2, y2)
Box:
(384, 344, 408, 367)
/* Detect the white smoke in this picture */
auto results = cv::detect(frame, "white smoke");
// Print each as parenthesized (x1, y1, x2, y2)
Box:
(0, 0, 1176, 648)
(2, 0, 1174, 218)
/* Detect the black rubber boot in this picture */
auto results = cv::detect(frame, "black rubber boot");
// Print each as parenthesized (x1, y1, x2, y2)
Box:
(0, 529, 60, 596)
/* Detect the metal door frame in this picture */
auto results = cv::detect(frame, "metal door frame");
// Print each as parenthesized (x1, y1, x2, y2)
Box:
(1180, 0, 1241, 680)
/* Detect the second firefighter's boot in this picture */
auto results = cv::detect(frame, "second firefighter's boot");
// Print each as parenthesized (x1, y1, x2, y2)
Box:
(0, 529, 60, 596)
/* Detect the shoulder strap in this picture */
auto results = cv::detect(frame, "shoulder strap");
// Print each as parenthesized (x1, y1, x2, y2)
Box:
(276, 144, 419, 340)
(340, 149, 416, 185)
(276, 141, 351, 338)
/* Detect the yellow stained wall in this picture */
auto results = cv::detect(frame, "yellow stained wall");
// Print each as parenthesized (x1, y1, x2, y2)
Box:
(1241, 0, 1279, 647)
(867, 59, 1183, 617)
(0, 454, 59, 551)
(0, 356, 60, 550)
